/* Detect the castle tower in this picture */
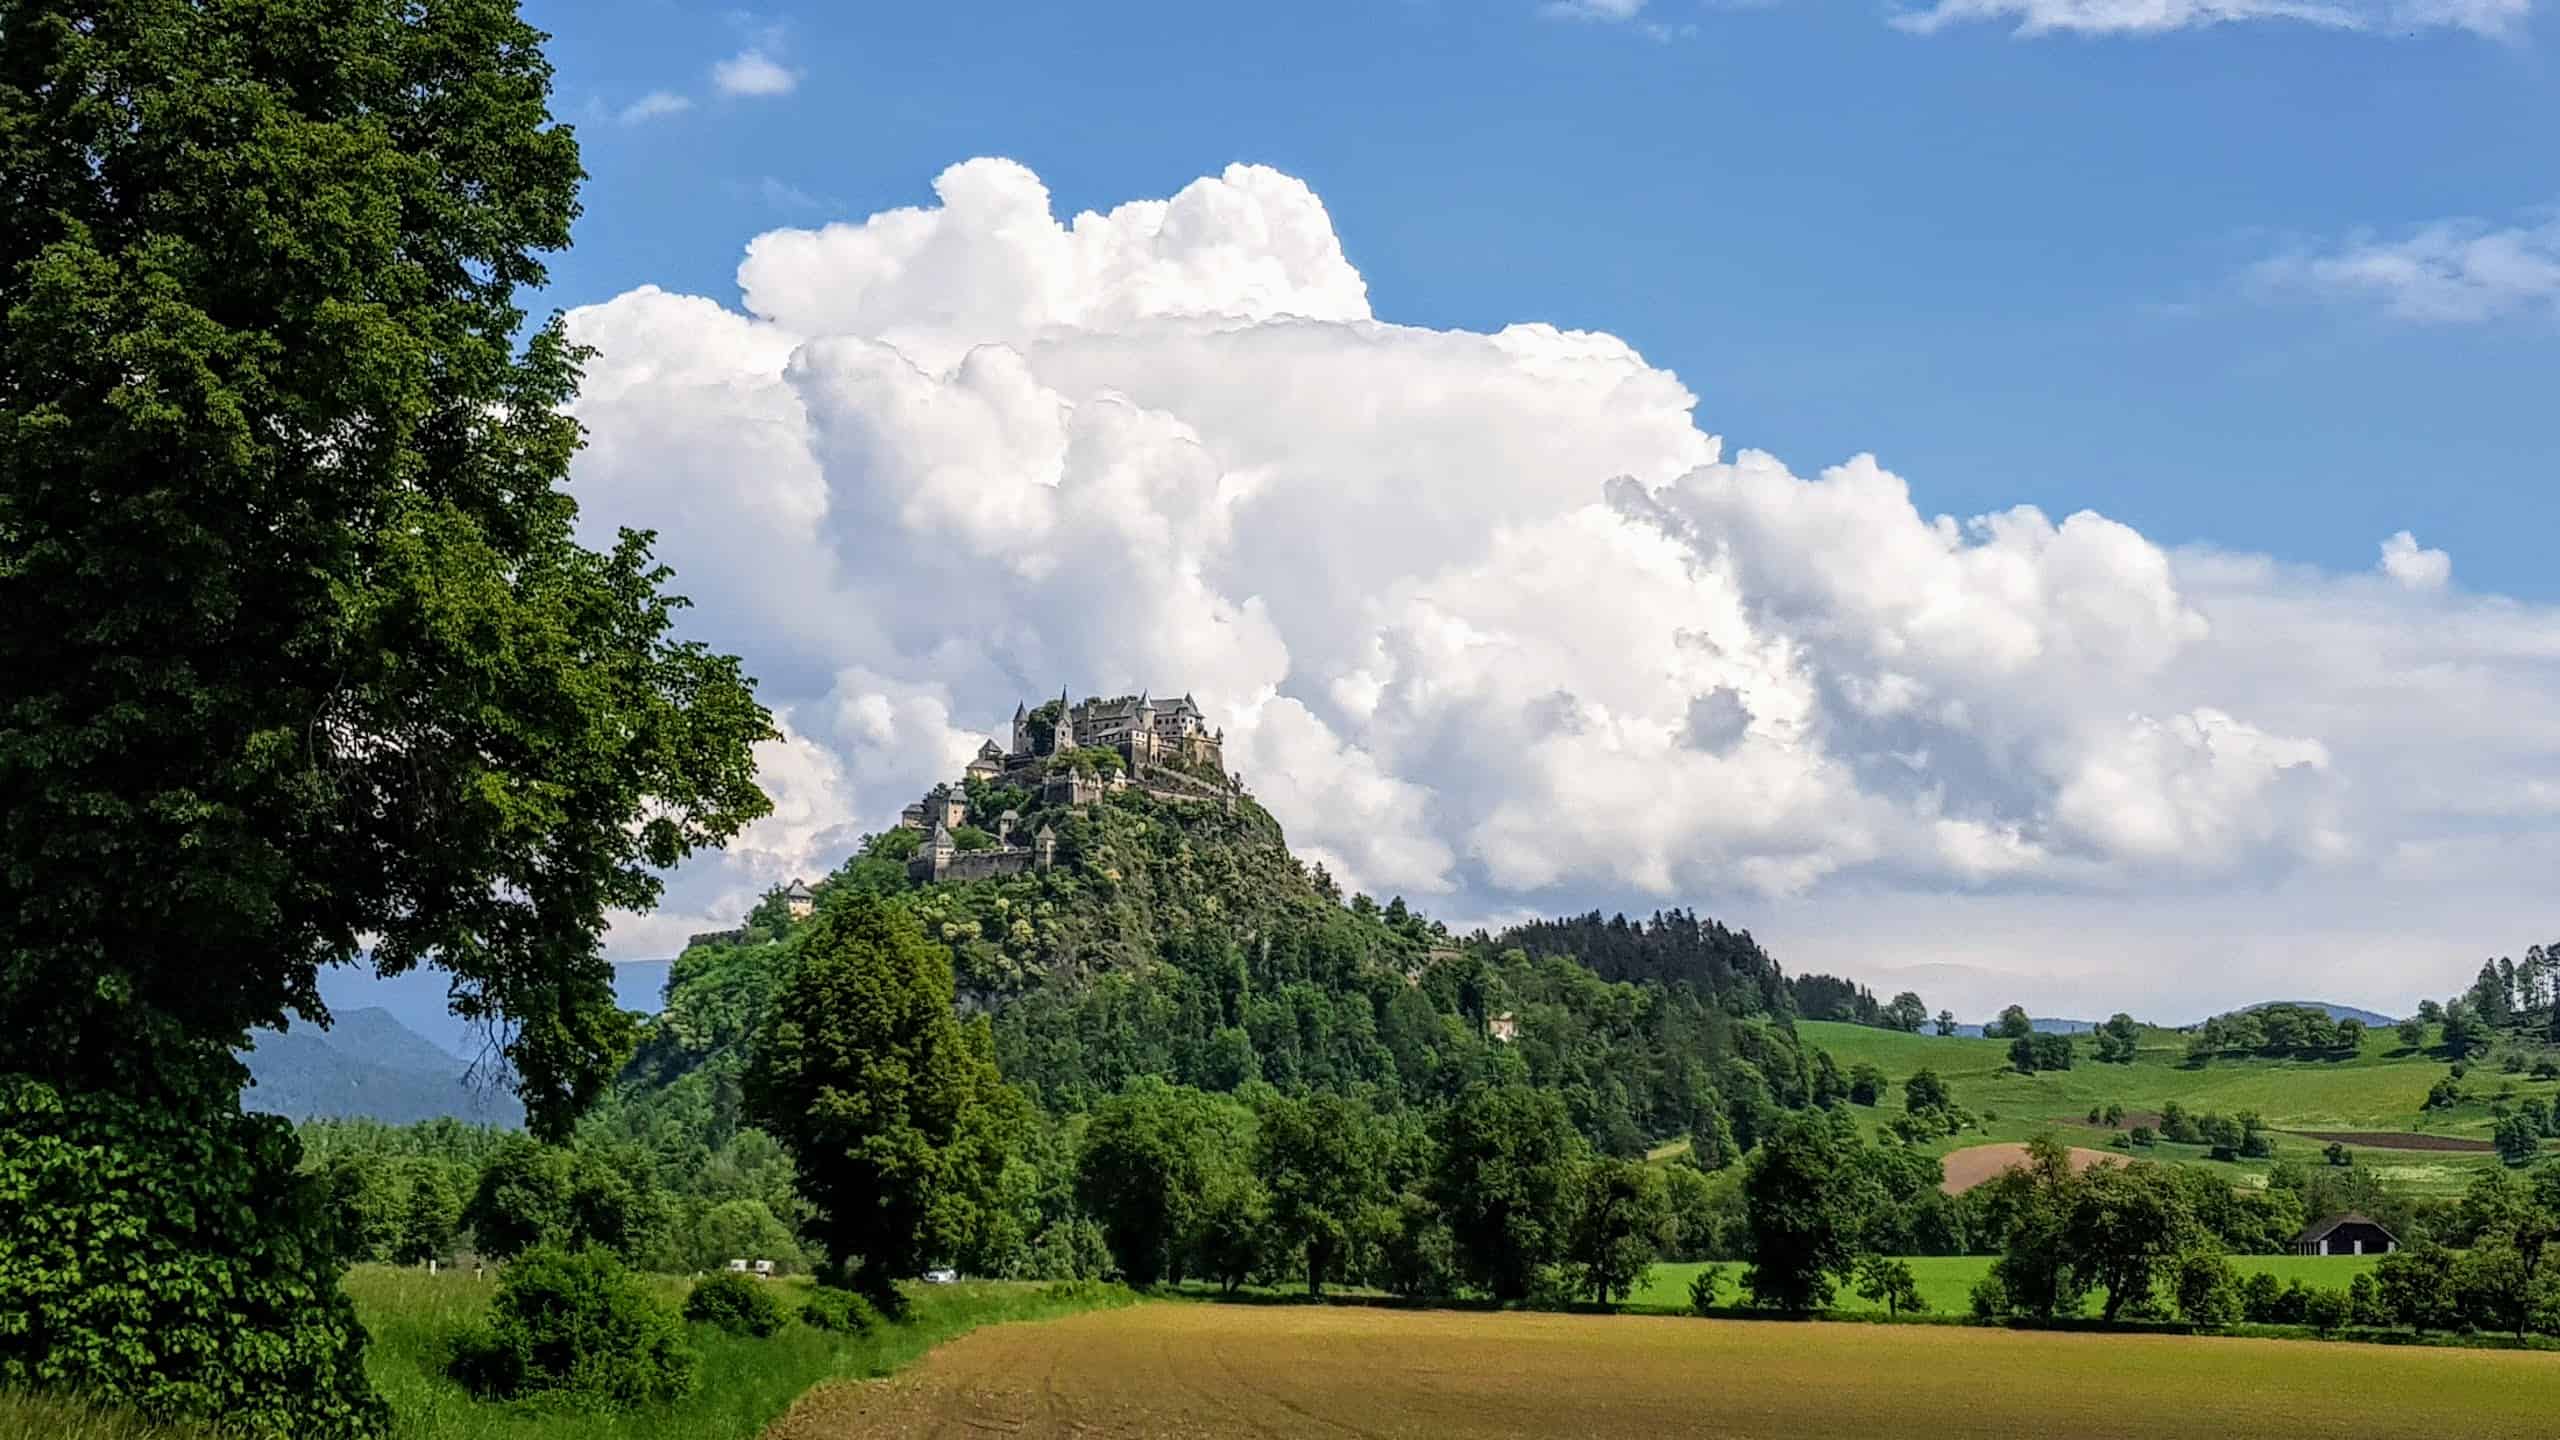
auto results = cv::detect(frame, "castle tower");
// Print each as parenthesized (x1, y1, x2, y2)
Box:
(1011, 701, 1030, 755)
(1034, 822, 1057, 871)
(997, 809, 1019, 845)
(1052, 685, 1075, 752)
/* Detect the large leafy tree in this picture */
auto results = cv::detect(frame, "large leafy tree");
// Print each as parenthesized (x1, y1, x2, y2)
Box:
(1740, 1110, 1865, 1310)
(0, 3, 769, 1429)
(1254, 1091, 1382, 1297)
(743, 899, 1025, 1307)
(1, 0, 771, 1130)
(1431, 1083, 1587, 1301)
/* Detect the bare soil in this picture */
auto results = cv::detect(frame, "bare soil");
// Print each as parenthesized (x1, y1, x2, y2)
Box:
(2286, 1129, 2496, 1152)
(1938, 1141, 2125, 1194)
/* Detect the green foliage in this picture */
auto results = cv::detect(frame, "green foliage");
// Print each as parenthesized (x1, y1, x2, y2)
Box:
(1848, 1063, 1886, 1107)
(1565, 1159, 1674, 1305)
(742, 900, 1026, 1305)
(2091, 1014, 2142, 1064)
(0, 0, 772, 1136)
(1687, 1263, 1729, 1314)
(2496, 1111, 2542, 1167)
(1256, 1093, 1385, 1296)
(1433, 1085, 1590, 1302)
(2008, 1031, 2074, 1074)
(1993, 1007, 2035, 1040)
(1, 0, 771, 1424)
(1741, 1112, 1863, 1310)
(2375, 1241, 2463, 1333)
(797, 1286, 879, 1335)
(0, 1078, 384, 1439)
(447, 1246, 695, 1409)
(1852, 1254, 1928, 1317)
(2172, 1250, 2242, 1327)
(1074, 1079, 1257, 1287)
(682, 1272, 784, 1338)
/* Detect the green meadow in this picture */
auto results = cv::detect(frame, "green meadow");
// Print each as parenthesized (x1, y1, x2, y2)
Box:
(1793, 1020, 2534, 1193)
(1632, 1253, 2384, 1316)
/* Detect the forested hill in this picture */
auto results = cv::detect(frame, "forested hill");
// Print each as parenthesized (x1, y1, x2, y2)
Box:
(1490, 909, 1791, 1014)
(608, 778, 1837, 1163)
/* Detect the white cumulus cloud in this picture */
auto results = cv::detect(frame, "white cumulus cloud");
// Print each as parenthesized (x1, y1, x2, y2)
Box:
(2380, 531, 2452, 591)
(712, 48, 798, 98)
(569, 157, 2560, 1019)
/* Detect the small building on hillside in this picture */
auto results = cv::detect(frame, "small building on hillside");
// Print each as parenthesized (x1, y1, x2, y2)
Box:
(2293, 1213, 2397, 1256)
(1486, 1012, 1519, 1044)
(780, 879, 817, 919)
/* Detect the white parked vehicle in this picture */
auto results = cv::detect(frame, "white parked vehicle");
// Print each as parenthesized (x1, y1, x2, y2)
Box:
(923, 1267, 959, 1284)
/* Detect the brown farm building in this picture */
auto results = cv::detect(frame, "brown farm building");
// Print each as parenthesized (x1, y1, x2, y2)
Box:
(2292, 1213, 2397, 1257)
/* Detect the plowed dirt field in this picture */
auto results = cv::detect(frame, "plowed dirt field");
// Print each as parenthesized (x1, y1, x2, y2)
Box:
(768, 1301, 2560, 1439)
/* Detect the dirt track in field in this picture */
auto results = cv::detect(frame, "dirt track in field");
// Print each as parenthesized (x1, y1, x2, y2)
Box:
(766, 1301, 2560, 1440)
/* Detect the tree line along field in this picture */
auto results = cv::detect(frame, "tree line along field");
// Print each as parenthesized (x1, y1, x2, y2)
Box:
(1632, 1254, 2383, 1315)
(1794, 1020, 2533, 1192)
(769, 1302, 2560, 1440)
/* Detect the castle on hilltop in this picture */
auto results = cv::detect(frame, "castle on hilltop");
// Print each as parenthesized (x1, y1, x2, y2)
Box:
(897, 689, 1240, 884)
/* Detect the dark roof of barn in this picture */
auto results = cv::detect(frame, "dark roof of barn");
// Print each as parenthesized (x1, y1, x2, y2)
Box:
(2295, 1212, 2394, 1244)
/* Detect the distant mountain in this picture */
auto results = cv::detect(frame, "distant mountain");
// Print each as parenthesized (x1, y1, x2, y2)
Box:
(308, 956, 677, 1064)
(2243, 1000, 2398, 1027)
(238, 1006, 522, 1127)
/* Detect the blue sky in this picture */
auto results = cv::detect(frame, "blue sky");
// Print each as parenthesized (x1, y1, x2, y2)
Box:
(396, 0, 2560, 1021)
(532, 0, 2555, 599)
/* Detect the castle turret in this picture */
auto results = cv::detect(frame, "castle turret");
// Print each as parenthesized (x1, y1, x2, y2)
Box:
(1011, 701, 1030, 756)
(1034, 822, 1057, 871)
(1052, 685, 1075, 752)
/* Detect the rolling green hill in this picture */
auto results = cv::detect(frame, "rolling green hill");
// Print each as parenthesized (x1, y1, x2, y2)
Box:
(1798, 1020, 2542, 1194)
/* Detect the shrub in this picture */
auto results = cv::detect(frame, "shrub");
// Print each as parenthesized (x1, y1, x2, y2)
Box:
(683, 1271, 783, 1337)
(449, 1245, 695, 1408)
(1687, 1264, 1727, 1315)
(2304, 1286, 2352, 1334)
(1968, 1276, 2007, 1319)
(2172, 1251, 2240, 1329)
(0, 1077, 385, 1440)
(2324, 1141, 2351, 1167)
(2534, 1058, 2560, 1082)
(2239, 1270, 2284, 1324)
(800, 1286, 878, 1335)
(2348, 1272, 2389, 1328)
(2127, 1125, 2156, 1147)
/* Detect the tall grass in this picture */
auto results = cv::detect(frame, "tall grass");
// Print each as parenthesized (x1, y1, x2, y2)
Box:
(0, 1390, 217, 1439)
(7, 1268, 1133, 1440)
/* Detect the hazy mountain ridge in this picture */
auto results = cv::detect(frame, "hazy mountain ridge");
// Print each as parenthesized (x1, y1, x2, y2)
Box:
(238, 1006, 523, 1127)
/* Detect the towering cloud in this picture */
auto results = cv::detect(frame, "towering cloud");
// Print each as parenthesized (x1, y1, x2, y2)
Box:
(565, 158, 2560, 1015)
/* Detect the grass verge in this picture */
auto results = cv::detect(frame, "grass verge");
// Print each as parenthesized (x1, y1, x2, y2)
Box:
(6, 1269, 1134, 1440)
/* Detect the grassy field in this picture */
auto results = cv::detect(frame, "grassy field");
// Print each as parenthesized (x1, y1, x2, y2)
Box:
(1631, 1253, 2383, 1314)
(2, 1268, 1129, 1440)
(1797, 1019, 2537, 1193)
(768, 1300, 2560, 1439)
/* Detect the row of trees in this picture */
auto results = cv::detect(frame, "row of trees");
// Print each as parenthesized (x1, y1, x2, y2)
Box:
(1071, 1078, 1700, 1304)
(2186, 1004, 2367, 1062)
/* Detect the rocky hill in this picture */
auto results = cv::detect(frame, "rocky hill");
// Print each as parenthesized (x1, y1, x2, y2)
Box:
(615, 776, 1826, 1158)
